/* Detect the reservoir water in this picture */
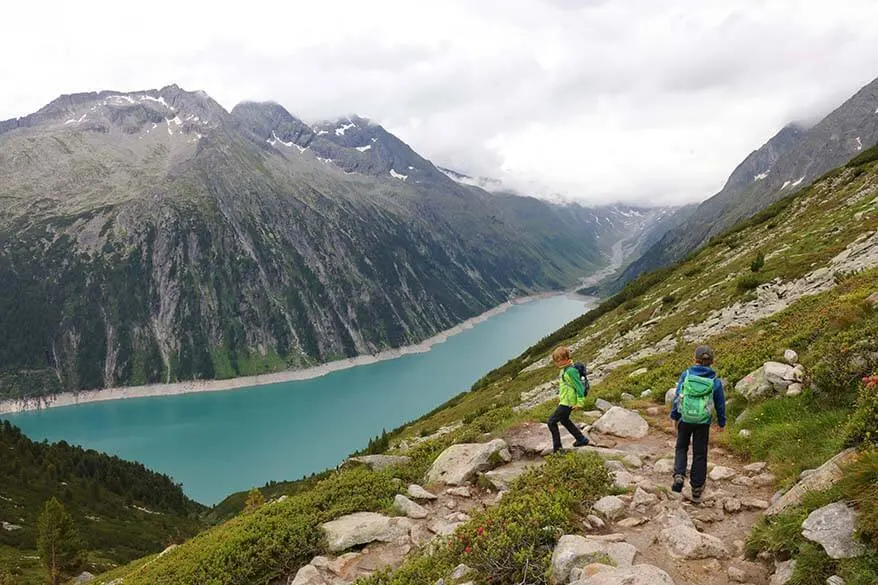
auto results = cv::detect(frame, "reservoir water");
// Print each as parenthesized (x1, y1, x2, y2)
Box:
(6, 294, 594, 505)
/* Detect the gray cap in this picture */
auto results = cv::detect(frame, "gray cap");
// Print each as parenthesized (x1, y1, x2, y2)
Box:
(695, 345, 714, 361)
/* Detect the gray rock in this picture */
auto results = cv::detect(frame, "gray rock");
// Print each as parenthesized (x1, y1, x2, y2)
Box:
(727, 566, 747, 583)
(290, 564, 327, 585)
(628, 367, 649, 378)
(640, 389, 652, 398)
(660, 523, 729, 559)
(630, 487, 658, 508)
(664, 387, 677, 405)
(786, 383, 803, 396)
(764, 361, 798, 390)
(595, 398, 614, 412)
(738, 429, 752, 438)
(741, 498, 770, 510)
(752, 472, 777, 486)
(801, 502, 866, 559)
(784, 349, 799, 365)
(571, 564, 675, 585)
(591, 407, 649, 439)
(826, 576, 845, 585)
(393, 494, 428, 519)
(743, 461, 768, 474)
(620, 392, 636, 401)
(770, 559, 796, 585)
(74, 573, 95, 584)
(347, 455, 412, 471)
(407, 484, 438, 500)
(768, 449, 858, 515)
(321, 512, 412, 552)
(653, 458, 675, 474)
(622, 454, 643, 468)
(446, 486, 472, 498)
(708, 466, 736, 481)
(425, 439, 511, 485)
(550, 534, 637, 583)
(646, 406, 661, 416)
(616, 517, 648, 528)
(450, 563, 472, 580)
(569, 563, 615, 583)
(604, 460, 626, 473)
(724, 497, 742, 513)
(482, 460, 545, 491)
(735, 366, 774, 399)
(427, 517, 464, 537)
(612, 470, 635, 490)
(587, 514, 606, 529)
(593, 496, 627, 520)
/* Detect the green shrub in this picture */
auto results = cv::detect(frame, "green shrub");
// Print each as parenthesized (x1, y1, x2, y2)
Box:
(750, 251, 765, 272)
(662, 295, 676, 304)
(362, 452, 610, 585)
(844, 378, 878, 447)
(838, 450, 878, 549)
(736, 275, 763, 293)
(789, 542, 836, 585)
(846, 143, 878, 168)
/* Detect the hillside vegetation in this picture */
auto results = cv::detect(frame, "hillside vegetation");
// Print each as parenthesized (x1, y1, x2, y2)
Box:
(0, 422, 204, 584)
(88, 147, 878, 584)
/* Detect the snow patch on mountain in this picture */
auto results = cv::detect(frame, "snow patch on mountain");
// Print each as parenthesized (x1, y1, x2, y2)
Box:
(389, 169, 408, 181)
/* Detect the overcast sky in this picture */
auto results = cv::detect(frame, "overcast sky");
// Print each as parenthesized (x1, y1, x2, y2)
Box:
(3, 0, 878, 206)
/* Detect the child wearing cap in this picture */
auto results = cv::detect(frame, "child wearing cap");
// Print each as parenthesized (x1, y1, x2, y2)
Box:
(547, 346, 590, 453)
(669, 345, 726, 504)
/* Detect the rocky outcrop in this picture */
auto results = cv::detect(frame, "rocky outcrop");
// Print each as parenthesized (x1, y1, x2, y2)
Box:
(767, 449, 858, 515)
(570, 564, 676, 585)
(320, 512, 413, 553)
(591, 407, 649, 439)
(550, 535, 637, 583)
(801, 502, 865, 559)
(735, 361, 805, 399)
(425, 439, 511, 486)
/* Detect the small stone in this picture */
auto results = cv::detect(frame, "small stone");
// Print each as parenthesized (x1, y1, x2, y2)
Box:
(446, 487, 472, 498)
(786, 383, 803, 396)
(393, 494, 428, 519)
(665, 387, 677, 405)
(646, 406, 662, 416)
(450, 564, 472, 580)
(586, 533, 627, 542)
(653, 458, 675, 474)
(640, 389, 653, 398)
(444, 500, 456, 510)
(741, 498, 770, 510)
(783, 349, 799, 365)
(613, 470, 635, 489)
(728, 566, 747, 583)
(628, 367, 649, 378)
(752, 472, 777, 486)
(739, 429, 752, 438)
(595, 398, 614, 412)
(621, 392, 636, 401)
(709, 466, 736, 481)
(622, 454, 643, 468)
(743, 462, 767, 474)
(584, 410, 604, 418)
(770, 559, 796, 585)
(407, 484, 438, 500)
(593, 495, 627, 520)
(582, 516, 604, 532)
(724, 498, 742, 513)
(605, 460, 626, 473)
(703, 559, 722, 572)
(732, 476, 755, 487)
(826, 576, 845, 585)
(631, 487, 658, 508)
(616, 516, 647, 527)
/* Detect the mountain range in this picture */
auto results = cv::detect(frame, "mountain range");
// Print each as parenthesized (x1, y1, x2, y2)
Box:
(0, 86, 674, 399)
(616, 76, 878, 287)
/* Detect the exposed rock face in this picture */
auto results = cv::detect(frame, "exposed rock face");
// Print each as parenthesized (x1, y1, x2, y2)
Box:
(801, 502, 866, 559)
(767, 449, 858, 515)
(570, 564, 676, 585)
(591, 407, 649, 439)
(320, 512, 412, 552)
(425, 439, 511, 486)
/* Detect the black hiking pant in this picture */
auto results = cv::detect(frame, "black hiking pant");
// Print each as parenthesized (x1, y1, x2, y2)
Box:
(547, 405, 587, 451)
(673, 421, 710, 488)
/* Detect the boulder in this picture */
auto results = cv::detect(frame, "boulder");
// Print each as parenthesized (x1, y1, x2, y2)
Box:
(770, 560, 796, 585)
(786, 383, 803, 396)
(630, 487, 658, 508)
(723, 498, 742, 513)
(764, 361, 798, 390)
(801, 502, 865, 559)
(425, 439, 511, 485)
(407, 484, 438, 500)
(768, 449, 858, 515)
(346, 455, 412, 471)
(571, 564, 675, 585)
(321, 512, 412, 552)
(504, 422, 556, 456)
(550, 534, 637, 583)
(708, 466, 736, 481)
(612, 470, 635, 489)
(622, 454, 643, 468)
(587, 514, 605, 529)
(592, 496, 627, 520)
(784, 349, 799, 365)
(660, 523, 729, 559)
(595, 398, 614, 412)
(290, 564, 326, 585)
(664, 387, 677, 405)
(735, 366, 774, 399)
(591, 407, 649, 439)
(393, 494, 428, 519)
(482, 460, 545, 491)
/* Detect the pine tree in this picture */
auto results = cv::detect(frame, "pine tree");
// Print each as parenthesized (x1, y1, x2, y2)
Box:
(244, 488, 265, 512)
(37, 497, 83, 585)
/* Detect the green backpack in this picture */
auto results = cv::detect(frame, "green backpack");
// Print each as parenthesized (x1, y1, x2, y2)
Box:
(680, 373, 714, 424)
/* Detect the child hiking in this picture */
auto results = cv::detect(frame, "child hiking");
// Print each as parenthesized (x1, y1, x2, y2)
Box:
(670, 345, 726, 504)
(547, 346, 590, 453)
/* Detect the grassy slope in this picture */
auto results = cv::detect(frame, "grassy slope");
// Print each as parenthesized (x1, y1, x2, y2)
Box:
(95, 148, 878, 584)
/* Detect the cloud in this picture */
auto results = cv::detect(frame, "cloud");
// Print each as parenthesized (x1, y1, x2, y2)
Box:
(2, 0, 878, 206)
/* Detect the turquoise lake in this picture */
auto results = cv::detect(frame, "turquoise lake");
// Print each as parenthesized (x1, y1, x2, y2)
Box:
(6, 294, 593, 505)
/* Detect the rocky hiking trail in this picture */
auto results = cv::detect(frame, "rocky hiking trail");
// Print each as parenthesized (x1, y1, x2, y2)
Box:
(284, 398, 797, 585)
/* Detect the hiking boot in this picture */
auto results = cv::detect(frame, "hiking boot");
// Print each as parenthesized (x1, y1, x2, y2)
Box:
(691, 485, 704, 505)
(672, 474, 684, 493)
(573, 438, 590, 447)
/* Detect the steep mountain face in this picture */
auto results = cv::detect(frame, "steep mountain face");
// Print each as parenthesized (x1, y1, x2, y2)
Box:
(0, 85, 666, 399)
(618, 76, 878, 285)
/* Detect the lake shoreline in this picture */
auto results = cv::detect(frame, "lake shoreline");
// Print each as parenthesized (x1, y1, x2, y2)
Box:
(0, 291, 588, 415)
